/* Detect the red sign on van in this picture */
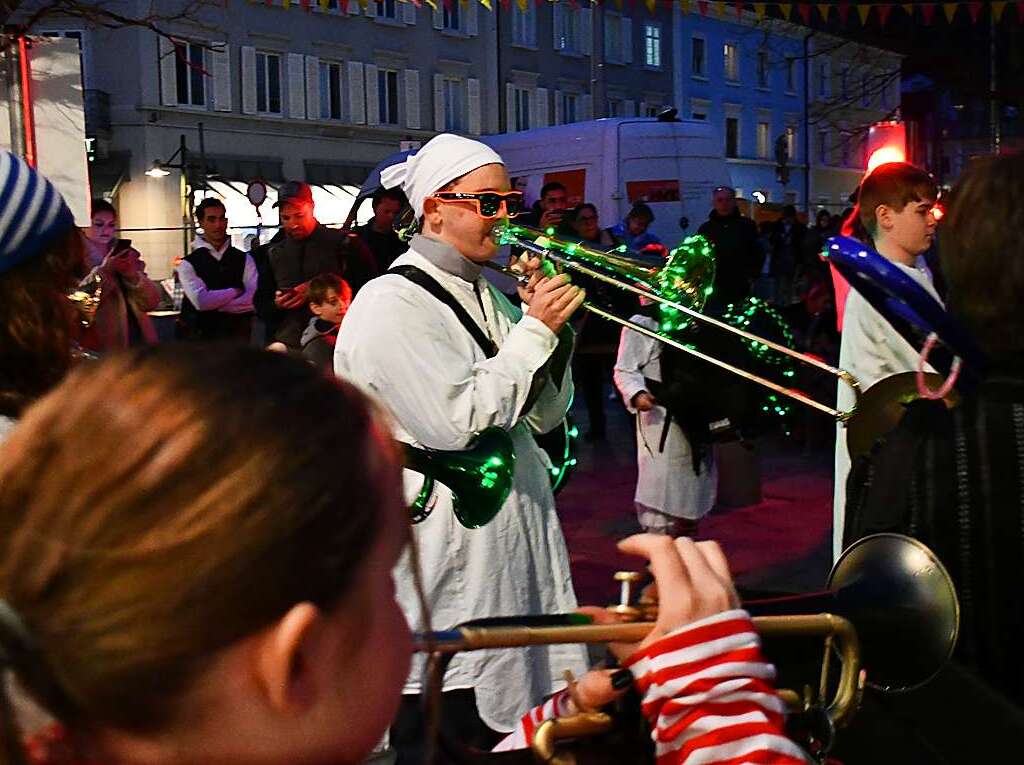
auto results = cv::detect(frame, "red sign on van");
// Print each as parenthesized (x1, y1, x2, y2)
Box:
(626, 180, 680, 204)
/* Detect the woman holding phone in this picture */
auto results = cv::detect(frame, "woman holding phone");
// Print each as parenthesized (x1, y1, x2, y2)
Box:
(82, 199, 161, 351)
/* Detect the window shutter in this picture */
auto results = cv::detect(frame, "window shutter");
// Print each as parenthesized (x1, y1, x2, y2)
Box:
(621, 17, 632, 64)
(433, 73, 445, 131)
(433, 5, 443, 29)
(467, 77, 481, 135)
(348, 61, 366, 123)
(553, 89, 563, 125)
(305, 55, 320, 119)
(552, 4, 563, 50)
(534, 87, 548, 128)
(402, 0, 417, 24)
(624, 98, 635, 117)
(159, 35, 177, 106)
(505, 82, 516, 132)
(581, 93, 592, 120)
(212, 42, 232, 112)
(365, 1, 376, 17)
(241, 45, 257, 115)
(365, 64, 380, 125)
(287, 53, 306, 118)
(580, 8, 592, 55)
(465, 0, 478, 36)
(404, 68, 421, 129)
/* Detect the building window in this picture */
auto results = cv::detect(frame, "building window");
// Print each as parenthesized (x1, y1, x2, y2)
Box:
(786, 126, 796, 162)
(692, 36, 705, 77)
(513, 86, 531, 131)
(757, 121, 770, 159)
(785, 57, 796, 92)
(560, 93, 579, 122)
(817, 130, 829, 164)
(644, 23, 661, 68)
(691, 103, 707, 120)
(512, 1, 537, 46)
(443, 2, 460, 31)
(817, 61, 830, 99)
(443, 78, 465, 132)
(378, 68, 399, 125)
(319, 61, 343, 120)
(757, 50, 769, 88)
(555, 7, 582, 53)
(724, 42, 739, 82)
(255, 51, 281, 114)
(604, 14, 622, 62)
(175, 41, 206, 107)
(375, 0, 397, 18)
(606, 97, 620, 117)
(725, 116, 739, 158)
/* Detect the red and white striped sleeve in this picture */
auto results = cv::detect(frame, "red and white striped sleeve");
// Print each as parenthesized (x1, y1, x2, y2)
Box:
(623, 609, 810, 765)
(491, 687, 574, 752)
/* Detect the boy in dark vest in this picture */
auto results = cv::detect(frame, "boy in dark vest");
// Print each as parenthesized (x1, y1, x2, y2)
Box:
(177, 198, 257, 341)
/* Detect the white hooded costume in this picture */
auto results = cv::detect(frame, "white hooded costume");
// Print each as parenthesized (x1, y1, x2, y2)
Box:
(334, 134, 586, 732)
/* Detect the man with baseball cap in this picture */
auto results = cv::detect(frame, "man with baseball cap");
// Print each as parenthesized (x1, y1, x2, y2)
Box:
(253, 180, 377, 349)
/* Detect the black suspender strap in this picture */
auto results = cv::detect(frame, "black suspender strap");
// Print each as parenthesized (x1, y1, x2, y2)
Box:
(389, 265, 498, 358)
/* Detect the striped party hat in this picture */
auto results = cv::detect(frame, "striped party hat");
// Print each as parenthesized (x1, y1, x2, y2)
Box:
(0, 151, 75, 274)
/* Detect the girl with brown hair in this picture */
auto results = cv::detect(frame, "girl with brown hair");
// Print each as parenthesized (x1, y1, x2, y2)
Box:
(0, 344, 803, 765)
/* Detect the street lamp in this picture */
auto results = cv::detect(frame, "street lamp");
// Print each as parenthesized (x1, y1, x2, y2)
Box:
(144, 161, 171, 178)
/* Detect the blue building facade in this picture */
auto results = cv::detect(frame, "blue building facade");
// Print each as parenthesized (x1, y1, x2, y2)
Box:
(671, 9, 901, 218)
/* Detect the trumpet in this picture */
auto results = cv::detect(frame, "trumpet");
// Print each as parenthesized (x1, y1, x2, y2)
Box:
(415, 534, 959, 758)
(491, 224, 861, 421)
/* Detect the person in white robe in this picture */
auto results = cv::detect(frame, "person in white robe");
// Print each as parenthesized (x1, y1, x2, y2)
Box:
(614, 311, 717, 536)
(334, 134, 588, 748)
(833, 163, 940, 561)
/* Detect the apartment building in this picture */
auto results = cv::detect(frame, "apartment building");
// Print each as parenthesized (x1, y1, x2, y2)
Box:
(674, 7, 901, 216)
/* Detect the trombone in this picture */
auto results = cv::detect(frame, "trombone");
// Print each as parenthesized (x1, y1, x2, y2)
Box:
(492, 224, 861, 421)
(415, 534, 960, 759)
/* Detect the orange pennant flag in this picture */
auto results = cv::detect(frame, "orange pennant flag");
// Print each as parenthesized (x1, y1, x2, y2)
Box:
(715, 0, 727, 17)
(778, 2, 791, 19)
(901, 2, 914, 12)
(480, 0, 492, 10)
(680, 0, 690, 14)
(942, 3, 957, 22)
(817, 3, 830, 21)
(992, 0, 1008, 21)
(857, 3, 871, 24)
(516, 0, 527, 10)
(647, 0, 656, 13)
(753, 1, 765, 19)
(282, 0, 291, 7)
(319, 0, 331, 7)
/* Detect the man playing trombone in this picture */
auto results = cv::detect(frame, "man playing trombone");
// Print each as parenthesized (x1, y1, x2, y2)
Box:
(334, 133, 587, 761)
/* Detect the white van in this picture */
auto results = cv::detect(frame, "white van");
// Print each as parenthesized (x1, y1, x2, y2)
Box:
(480, 116, 730, 247)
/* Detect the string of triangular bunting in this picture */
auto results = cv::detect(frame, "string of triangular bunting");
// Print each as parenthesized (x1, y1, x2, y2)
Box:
(271, 0, 1024, 24)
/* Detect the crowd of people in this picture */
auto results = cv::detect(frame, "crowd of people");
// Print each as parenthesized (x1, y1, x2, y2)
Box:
(1, 136, 1023, 765)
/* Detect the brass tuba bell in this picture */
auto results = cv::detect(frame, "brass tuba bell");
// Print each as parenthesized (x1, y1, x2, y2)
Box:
(404, 427, 516, 529)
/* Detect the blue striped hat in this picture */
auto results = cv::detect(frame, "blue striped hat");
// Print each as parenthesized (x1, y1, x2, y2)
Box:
(0, 151, 75, 274)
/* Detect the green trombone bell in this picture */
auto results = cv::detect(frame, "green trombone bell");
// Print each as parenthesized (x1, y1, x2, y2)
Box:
(404, 427, 517, 529)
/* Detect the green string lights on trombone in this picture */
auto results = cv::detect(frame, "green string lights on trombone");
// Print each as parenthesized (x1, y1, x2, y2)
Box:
(655, 235, 716, 335)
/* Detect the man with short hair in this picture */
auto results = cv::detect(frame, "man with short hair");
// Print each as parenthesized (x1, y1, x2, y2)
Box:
(177, 198, 257, 341)
(357, 187, 409, 271)
(520, 181, 569, 230)
(253, 181, 378, 350)
(697, 186, 764, 306)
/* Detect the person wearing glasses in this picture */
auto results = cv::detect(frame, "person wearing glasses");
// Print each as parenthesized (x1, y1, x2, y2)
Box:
(334, 133, 587, 762)
(697, 186, 764, 307)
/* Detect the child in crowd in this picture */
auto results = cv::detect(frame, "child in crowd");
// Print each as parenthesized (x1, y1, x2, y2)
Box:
(0, 346, 806, 765)
(300, 272, 352, 370)
(614, 300, 718, 537)
(832, 162, 941, 560)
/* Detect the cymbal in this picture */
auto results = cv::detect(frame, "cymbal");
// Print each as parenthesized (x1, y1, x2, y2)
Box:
(846, 372, 960, 460)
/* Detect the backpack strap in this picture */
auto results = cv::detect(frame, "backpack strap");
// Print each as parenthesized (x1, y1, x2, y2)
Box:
(390, 265, 498, 359)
